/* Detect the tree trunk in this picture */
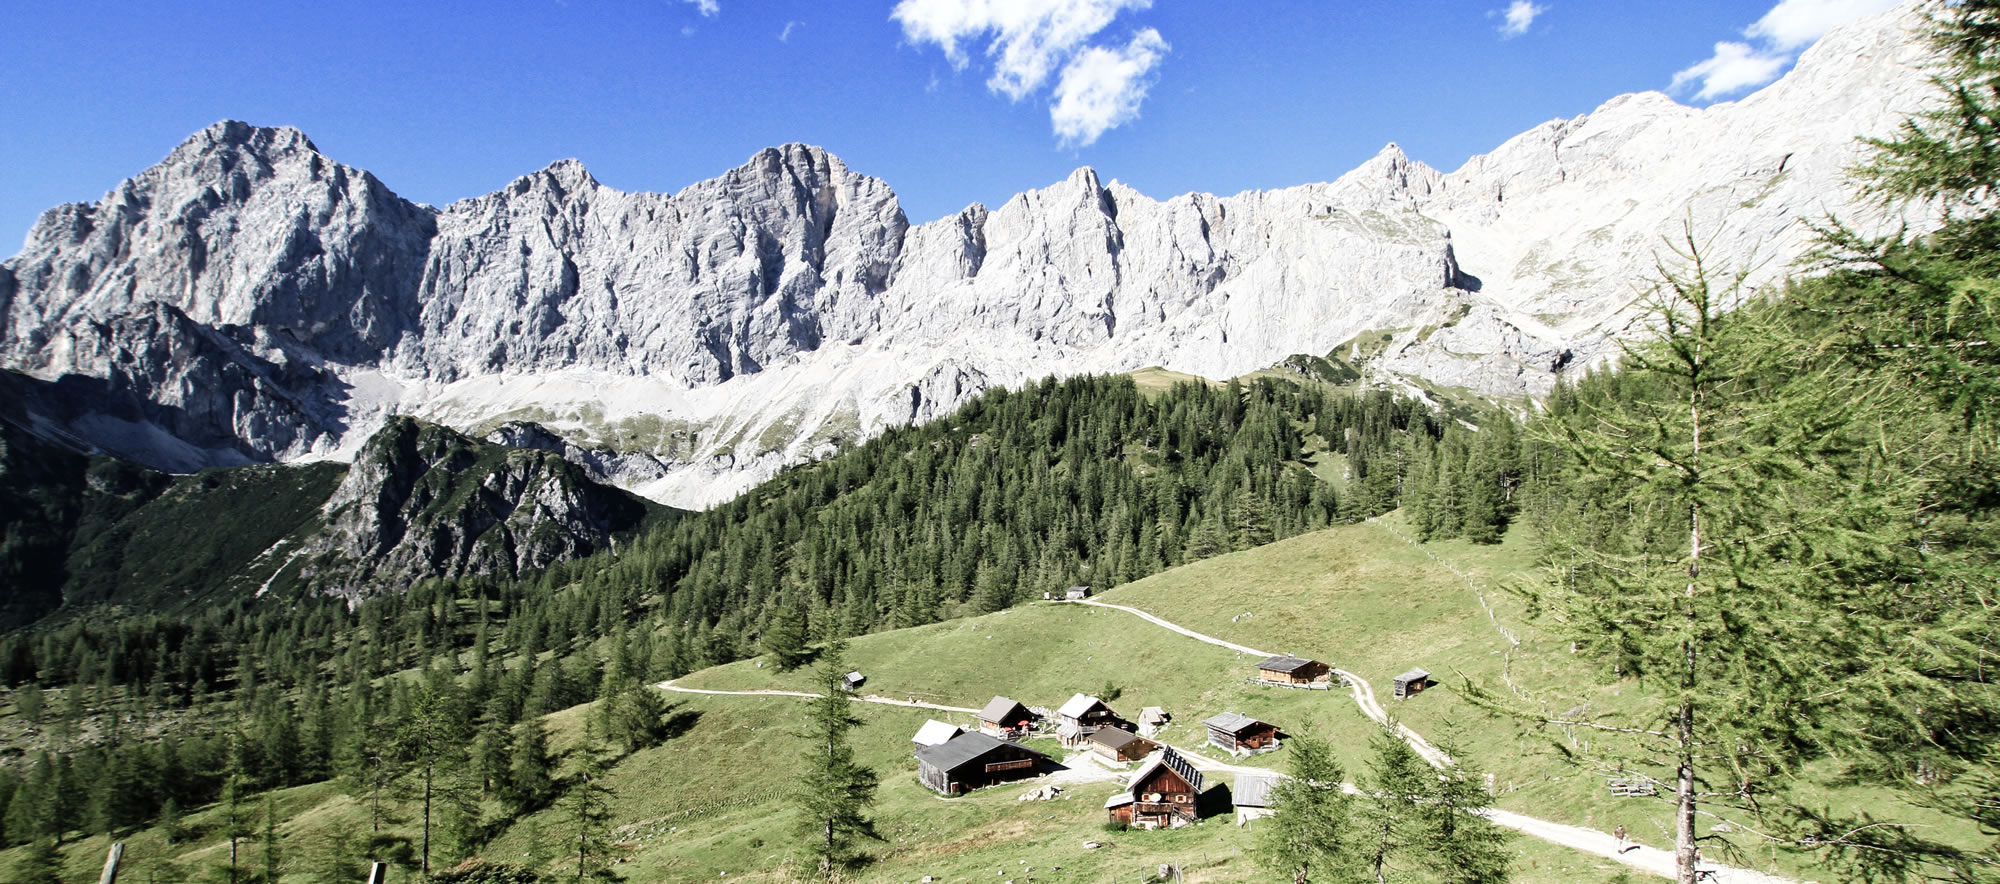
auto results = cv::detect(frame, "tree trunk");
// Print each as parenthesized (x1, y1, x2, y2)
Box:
(1678, 374, 1705, 884)
(422, 762, 433, 875)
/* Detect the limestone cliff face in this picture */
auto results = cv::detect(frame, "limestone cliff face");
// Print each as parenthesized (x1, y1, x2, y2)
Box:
(0, 4, 1942, 508)
(301, 416, 660, 601)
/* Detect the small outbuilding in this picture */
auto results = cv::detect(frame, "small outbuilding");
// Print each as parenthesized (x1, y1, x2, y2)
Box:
(1138, 706, 1170, 736)
(977, 696, 1039, 737)
(1234, 773, 1280, 827)
(1204, 712, 1280, 754)
(1089, 726, 1157, 763)
(1106, 748, 1205, 829)
(1065, 585, 1093, 600)
(1392, 668, 1433, 700)
(915, 732, 1049, 795)
(842, 671, 867, 691)
(1255, 655, 1332, 686)
(911, 719, 964, 748)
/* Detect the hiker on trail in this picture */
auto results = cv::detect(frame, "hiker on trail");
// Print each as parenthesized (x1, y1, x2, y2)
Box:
(1614, 824, 1628, 852)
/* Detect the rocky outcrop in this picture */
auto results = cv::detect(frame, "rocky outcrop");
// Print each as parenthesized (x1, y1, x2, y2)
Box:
(0, 4, 1944, 508)
(300, 416, 662, 601)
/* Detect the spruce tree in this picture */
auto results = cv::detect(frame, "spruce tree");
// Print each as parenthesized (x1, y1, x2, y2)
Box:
(506, 719, 558, 814)
(1361, 724, 1429, 884)
(1255, 729, 1358, 884)
(761, 602, 812, 672)
(5, 838, 62, 884)
(793, 634, 879, 876)
(559, 739, 618, 882)
(1423, 725, 1510, 884)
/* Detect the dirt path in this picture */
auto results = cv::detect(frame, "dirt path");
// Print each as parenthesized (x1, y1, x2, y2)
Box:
(656, 681, 980, 714)
(1070, 598, 1794, 884)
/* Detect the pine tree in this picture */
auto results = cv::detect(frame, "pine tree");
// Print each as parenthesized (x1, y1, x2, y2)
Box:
(397, 682, 471, 876)
(506, 719, 558, 814)
(559, 739, 618, 882)
(761, 602, 812, 672)
(220, 738, 254, 884)
(5, 838, 63, 884)
(1423, 725, 1510, 884)
(1360, 724, 1429, 884)
(1255, 728, 1357, 884)
(793, 635, 879, 876)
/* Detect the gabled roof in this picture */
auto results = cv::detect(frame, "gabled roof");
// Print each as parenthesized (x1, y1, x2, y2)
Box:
(1393, 668, 1432, 684)
(914, 731, 1046, 774)
(979, 696, 1032, 723)
(1234, 774, 1281, 808)
(1090, 727, 1148, 751)
(1256, 655, 1320, 673)
(1203, 712, 1269, 734)
(1059, 693, 1111, 719)
(1127, 747, 1204, 794)
(1140, 706, 1167, 723)
(912, 719, 963, 747)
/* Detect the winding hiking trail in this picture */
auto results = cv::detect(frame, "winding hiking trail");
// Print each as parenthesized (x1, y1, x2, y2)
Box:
(652, 600, 1793, 882)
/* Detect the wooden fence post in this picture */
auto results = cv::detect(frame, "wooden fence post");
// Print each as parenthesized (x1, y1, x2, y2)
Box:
(366, 861, 389, 884)
(97, 842, 124, 884)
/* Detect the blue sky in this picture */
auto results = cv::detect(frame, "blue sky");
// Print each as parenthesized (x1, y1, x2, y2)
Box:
(0, 0, 1902, 251)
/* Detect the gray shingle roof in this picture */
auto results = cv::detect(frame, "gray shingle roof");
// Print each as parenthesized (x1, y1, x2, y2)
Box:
(1256, 655, 1319, 673)
(914, 731, 1046, 774)
(1393, 668, 1432, 685)
(1090, 727, 1147, 751)
(1203, 711, 1266, 734)
(1234, 774, 1280, 808)
(980, 696, 1031, 723)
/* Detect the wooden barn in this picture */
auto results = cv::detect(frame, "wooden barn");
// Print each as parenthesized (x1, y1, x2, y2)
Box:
(1065, 585, 1093, 600)
(1233, 773, 1279, 827)
(977, 696, 1039, 737)
(1058, 693, 1122, 729)
(1254, 655, 1332, 685)
(915, 732, 1048, 795)
(911, 719, 963, 748)
(1089, 726, 1157, 763)
(1105, 748, 1206, 829)
(1204, 712, 1280, 754)
(842, 671, 866, 691)
(1392, 668, 1433, 700)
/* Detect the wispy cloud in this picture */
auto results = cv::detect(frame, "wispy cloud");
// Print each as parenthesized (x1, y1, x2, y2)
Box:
(779, 20, 802, 42)
(685, 0, 718, 18)
(1051, 28, 1169, 147)
(1497, 1, 1545, 38)
(1671, 0, 1899, 99)
(893, 0, 1165, 146)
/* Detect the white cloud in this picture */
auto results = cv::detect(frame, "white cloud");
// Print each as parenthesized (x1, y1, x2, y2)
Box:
(1498, 1, 1545, 38)
(1671, 40, 1791, 99)
(893, 0, 1152, 99)
(685, 0, 718, 18)
(779, 20, 801, 42)
(1050, 28, 1168, 147)
(1670, 0, 1900, 100)
(1745, 0, 1900, 50)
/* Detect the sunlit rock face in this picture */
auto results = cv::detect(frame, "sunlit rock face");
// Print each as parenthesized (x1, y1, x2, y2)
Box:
(0, 5, 1939, 508)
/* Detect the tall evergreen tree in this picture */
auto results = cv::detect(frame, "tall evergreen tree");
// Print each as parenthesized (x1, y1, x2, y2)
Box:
(1361, 725, 1429, 884)
(793, 634, 879, 876)
(1423, 726, 1510, 884)
(559, 739, 618, 882)
(1255, 728, 1358, 884)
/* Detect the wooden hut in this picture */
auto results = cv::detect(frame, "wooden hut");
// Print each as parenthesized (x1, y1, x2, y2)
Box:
(842, 671, 866, 691)
(1065, 585, 1093, 600)
(1204, 712, 1280, 753)
(1254, 655, 1332, 685)
(1089, 727, 1157, 763)
(977, 696, 1039, 736)
(911, 720, 963, 748)
(1392, 668, 1433, 700)
(915, 732, 1048, 795)
(1105, 748, 1205, 828)
(1138, 706, 1170, 736)
(1233, 773, 1279, 827)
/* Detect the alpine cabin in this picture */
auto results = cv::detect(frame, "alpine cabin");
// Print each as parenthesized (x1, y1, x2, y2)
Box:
(1204, 712, 1280, 754)
(911, 720, 963, 748)
(1105, 748, 1205, 828)
(1254, 655, 1332, 686)
(1233, 773, 1279, 827)
(1089, 726, 1157, 763)
(1392, 668, 1433, 700)
(977, 696, 1039, 737)
(915, 732, 1048, 795)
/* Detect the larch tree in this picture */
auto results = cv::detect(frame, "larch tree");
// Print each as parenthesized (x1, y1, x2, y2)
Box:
(793, 633, 879, 877)
(1255, 728, 1359, 884)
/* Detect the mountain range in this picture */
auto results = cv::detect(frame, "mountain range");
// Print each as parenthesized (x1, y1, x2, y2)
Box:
(0, 4, 1940, 509)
